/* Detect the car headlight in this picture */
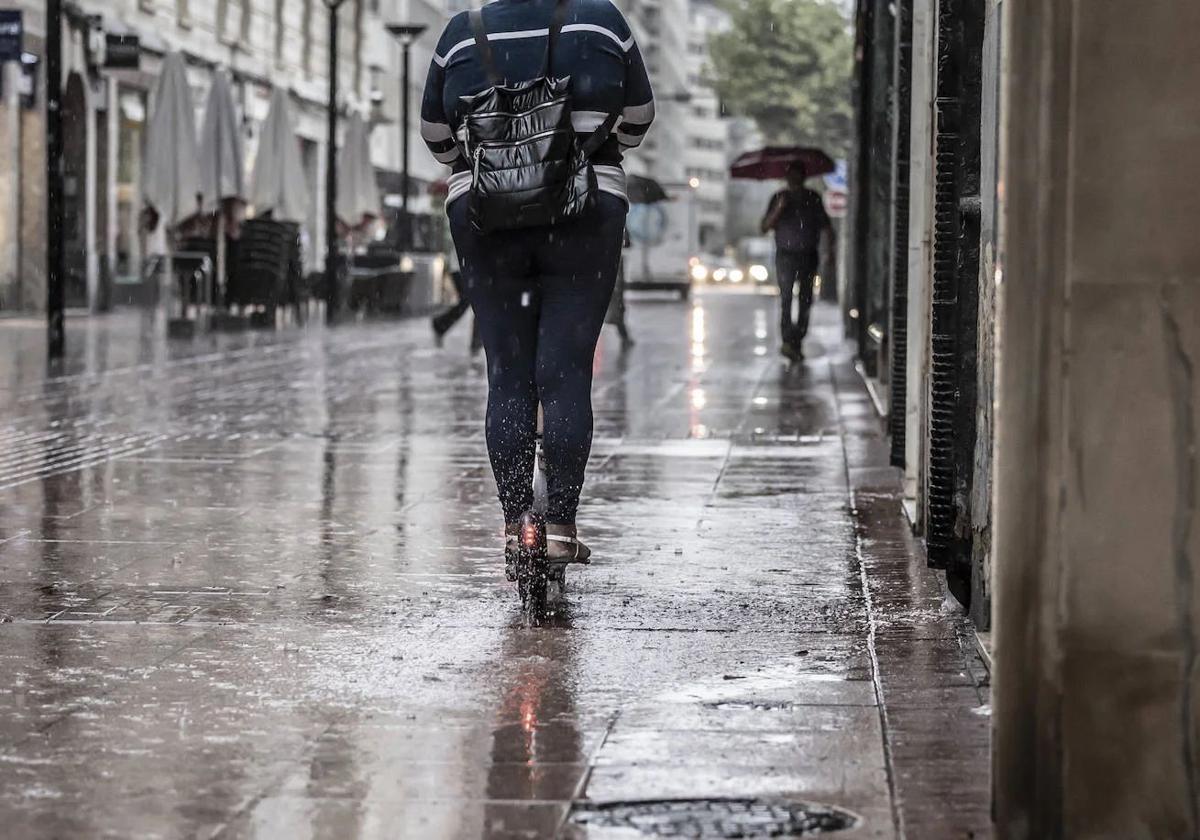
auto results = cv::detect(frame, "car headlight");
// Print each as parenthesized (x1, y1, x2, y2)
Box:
(749, 264, 769, 282)
(712, 268, 727, 282)
(690, 263, 708, 281)
(729, 268, 745, 283)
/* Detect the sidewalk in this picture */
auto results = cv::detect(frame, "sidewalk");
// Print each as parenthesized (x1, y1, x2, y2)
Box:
(0, 296, 988, 838)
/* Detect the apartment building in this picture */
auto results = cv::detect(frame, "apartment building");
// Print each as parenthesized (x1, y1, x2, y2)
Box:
(0, 0, 722, 309)
(682, 0, 729, 255)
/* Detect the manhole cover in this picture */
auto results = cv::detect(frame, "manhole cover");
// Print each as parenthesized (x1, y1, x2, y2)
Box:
(569, 798, 859, 837)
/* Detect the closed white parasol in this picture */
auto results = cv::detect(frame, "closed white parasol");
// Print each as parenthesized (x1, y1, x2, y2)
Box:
(336, 112, 381, 231)
(198, 71, 246, 302)
(250, 87, 309, 223)
(142, 51, 201, 229)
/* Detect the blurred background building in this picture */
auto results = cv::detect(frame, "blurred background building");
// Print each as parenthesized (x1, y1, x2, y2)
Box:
(0, 0, 747, 315)
(0, 0, 387, 313)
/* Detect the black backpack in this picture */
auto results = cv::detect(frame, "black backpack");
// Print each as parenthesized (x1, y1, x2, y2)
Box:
(460, 0, 618, 234)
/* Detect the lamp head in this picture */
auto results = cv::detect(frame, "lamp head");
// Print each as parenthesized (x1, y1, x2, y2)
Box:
(386, 23, 428, 44)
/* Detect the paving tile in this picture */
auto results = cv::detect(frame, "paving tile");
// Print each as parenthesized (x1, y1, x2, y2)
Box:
(0, 298, 988, 837)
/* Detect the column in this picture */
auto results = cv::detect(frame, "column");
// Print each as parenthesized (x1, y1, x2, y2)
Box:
(105, 76, 118, 288)
(85, 67, 98, 311)
(993, 1, 1200, 835)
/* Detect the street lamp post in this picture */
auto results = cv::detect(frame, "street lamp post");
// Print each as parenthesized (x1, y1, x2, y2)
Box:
(688, 176, 700, 255)
(385, 23, 427, 220)
(46, 0, 64, 357)
(324, 0, 347, 322)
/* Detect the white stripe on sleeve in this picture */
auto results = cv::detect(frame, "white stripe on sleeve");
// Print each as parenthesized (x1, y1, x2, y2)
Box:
(435, 23, 632, 66)
(421, 119, 454, 142)
(571, 110, 611, 132)
(621, 100, 655, 124)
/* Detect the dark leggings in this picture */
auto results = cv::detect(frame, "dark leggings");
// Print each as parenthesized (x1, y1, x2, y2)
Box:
(449, 193, 627, 524)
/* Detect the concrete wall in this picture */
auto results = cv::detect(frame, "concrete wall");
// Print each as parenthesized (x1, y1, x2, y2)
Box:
(993, 1, 1200, 835)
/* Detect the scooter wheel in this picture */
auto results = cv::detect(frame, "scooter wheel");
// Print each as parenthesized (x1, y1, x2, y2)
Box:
(526, 572, 547, 613)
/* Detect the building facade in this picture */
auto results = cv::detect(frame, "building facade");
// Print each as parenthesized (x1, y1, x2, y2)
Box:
(0, 0, 385, 313)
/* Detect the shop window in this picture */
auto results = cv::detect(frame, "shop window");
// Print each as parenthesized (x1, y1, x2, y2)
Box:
(353, 0, 364, 95)
(242, 0, 254, 42)
(302, 0, 313, 73)
(275, 0, 286, 63)
(218, 0, 254, 45)
(116, 88, 148, 283)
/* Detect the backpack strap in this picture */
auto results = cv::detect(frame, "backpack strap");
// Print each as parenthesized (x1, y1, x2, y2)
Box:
(542, 0, 571, 77)
(579, 112, 620, 158)
(469, 7, 503, 87)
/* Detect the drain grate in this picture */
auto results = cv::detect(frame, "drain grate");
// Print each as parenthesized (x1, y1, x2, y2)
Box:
(569, 798, 858, 837)
(703, 701, 797, 711)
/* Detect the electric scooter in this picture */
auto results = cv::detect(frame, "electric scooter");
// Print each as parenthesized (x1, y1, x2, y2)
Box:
(512, 409, 570, 615)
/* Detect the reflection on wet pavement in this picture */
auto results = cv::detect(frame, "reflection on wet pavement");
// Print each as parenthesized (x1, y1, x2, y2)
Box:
(0, 295, 988, 838)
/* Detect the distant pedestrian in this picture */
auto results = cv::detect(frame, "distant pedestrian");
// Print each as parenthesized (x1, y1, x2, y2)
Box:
(604, 235, 635, 348)
(760, 162, 835, 361)
(431, 249, 481, 354)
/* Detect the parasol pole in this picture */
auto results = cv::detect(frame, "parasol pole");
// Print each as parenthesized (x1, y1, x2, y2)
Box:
(213, 90, 225, 319)
(215, 206, 225, 315)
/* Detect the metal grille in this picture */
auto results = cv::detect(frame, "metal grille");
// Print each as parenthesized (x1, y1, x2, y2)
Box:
(927, 1, 963, 567)
(926, 0, 985, 578)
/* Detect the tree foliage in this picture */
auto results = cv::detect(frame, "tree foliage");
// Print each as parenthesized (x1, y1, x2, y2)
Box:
(708, 0, 853, 155)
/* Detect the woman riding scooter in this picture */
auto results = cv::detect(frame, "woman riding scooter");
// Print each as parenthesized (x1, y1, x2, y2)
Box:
(421, 0, 655, 576)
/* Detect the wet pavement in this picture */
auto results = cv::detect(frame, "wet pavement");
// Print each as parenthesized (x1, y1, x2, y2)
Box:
(0, 293, 989, 839)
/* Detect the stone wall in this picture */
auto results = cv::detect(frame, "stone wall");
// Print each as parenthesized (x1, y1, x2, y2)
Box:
(993, 1, 1200, 835)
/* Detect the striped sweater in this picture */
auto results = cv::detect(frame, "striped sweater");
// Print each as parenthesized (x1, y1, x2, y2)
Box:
(420, 0, 656, 205)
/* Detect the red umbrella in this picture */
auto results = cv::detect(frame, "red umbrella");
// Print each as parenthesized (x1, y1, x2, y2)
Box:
(729, 146, 836, 180)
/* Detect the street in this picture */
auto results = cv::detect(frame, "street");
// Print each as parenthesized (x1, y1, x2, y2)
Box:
(0, 292, 988, 838)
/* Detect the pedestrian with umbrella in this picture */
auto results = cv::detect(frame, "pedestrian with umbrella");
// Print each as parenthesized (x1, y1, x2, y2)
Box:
(732, 146, 836, 362)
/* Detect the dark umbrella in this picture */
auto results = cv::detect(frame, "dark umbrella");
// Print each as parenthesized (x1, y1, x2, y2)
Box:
(627, 174, 670, 204)
(729, 146, 836, 180)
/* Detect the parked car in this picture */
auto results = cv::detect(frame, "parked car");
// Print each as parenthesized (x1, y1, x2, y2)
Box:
(737, 236, 775, 286)
(689, 253, 771, 286)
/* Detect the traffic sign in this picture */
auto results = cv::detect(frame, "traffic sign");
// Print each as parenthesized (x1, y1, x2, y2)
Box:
(824, 189, 848, 218)
(627, 203, 668, 245)
(823, 159, 848, 192)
